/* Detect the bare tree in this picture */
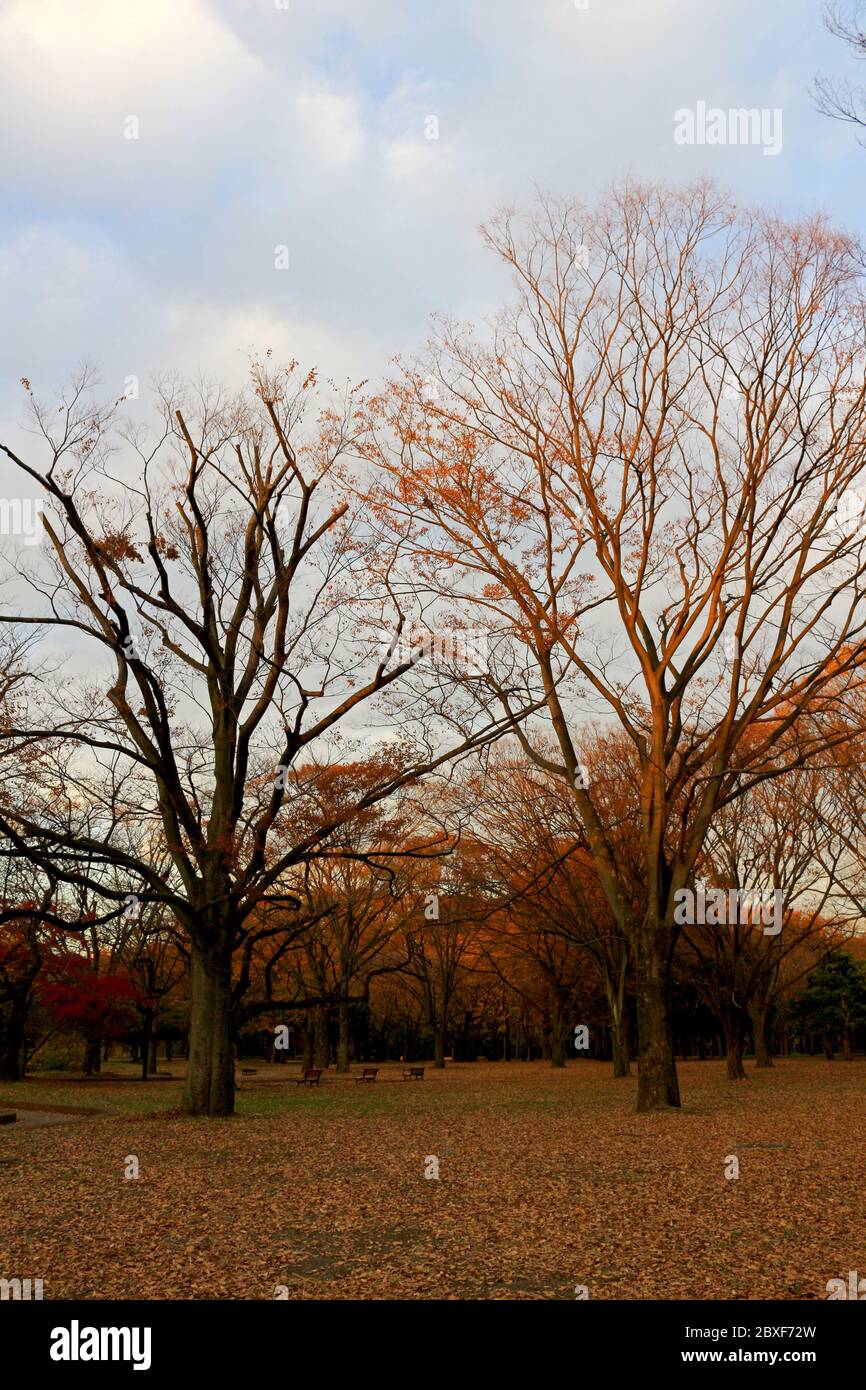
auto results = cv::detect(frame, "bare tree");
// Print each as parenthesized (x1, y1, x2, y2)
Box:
(372, 181, 866, 1110)
(0, 363, 522, 1114)
(281, 793, 414, 1071)
(683, 767, 853, 1077)
(814, 3, 866, 133)
(474, 749, 634, 1075)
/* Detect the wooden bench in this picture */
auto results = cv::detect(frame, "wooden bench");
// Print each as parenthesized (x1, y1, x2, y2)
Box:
(354, 1067, 379, 1084)
(240, 1067, 258, 1075)
(294, 1068, 322, 1087)
(402, 1066, 425, 1081)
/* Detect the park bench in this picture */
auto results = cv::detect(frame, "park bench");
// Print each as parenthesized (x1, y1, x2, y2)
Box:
(294, 1068, 322, 1087)
(402, 1066, 425, 1081)
(354, 1067, 379, 1084)
(240, 1067, 258, 1075)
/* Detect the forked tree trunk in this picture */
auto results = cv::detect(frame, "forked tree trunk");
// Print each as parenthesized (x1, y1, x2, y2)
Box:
(634, 916, 680, 1111)
(182, 937, 235, 1118)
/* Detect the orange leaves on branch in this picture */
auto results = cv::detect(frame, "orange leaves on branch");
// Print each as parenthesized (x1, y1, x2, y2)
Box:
(94, 531, 144, 565)
(154, 535, 179, 562)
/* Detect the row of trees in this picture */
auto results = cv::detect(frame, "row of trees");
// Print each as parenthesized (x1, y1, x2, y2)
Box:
(2, 752, 865, 1085)
(3, 181, 866, 1113)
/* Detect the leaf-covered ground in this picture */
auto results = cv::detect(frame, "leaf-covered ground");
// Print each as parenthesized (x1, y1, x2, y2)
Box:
(0, 1059, 861, 1300)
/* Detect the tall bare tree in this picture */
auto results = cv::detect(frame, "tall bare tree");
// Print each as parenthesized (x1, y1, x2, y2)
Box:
(371, 181, 866, 1110)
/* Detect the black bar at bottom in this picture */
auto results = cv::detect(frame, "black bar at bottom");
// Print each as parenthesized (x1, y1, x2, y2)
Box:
(2, 1297, 859, 1377)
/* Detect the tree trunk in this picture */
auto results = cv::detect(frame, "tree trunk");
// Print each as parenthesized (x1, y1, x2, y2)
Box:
(148, 1038, 158, 1075)
(181, 938, 235, 1117)
(634, 917, 680, 1110)
(0, 999, 29, 1082)
(606, 981, 631, 1078)
(841, 994, 853, 1061)
(541, 1001, 551, 1060)
(313, 1005, 329, 1068)
(612, 1021, 630, 1077)
(550, 1027, 566, 1068)
(749, 1001, 773, 1068)
(433, 1020, 446, 1069)
(549, 992, 566, 1068)
(336, 999, 350, 1073)
(140, 1009, 153, 1082)
(301, 1022, 314, 1070)
(722, 1010, 747, 1081)
(82, 1037, 102, 1076)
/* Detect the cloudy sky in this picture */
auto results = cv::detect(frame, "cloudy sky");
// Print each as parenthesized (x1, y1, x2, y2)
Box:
(0, 0, 862, 474)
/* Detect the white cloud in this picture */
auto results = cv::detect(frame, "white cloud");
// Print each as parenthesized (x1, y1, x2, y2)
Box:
(295, 91, 364, 166)
(0, 0, 863, 437)
(0, 0, 261, 204)
(384, 136, 435, 181)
